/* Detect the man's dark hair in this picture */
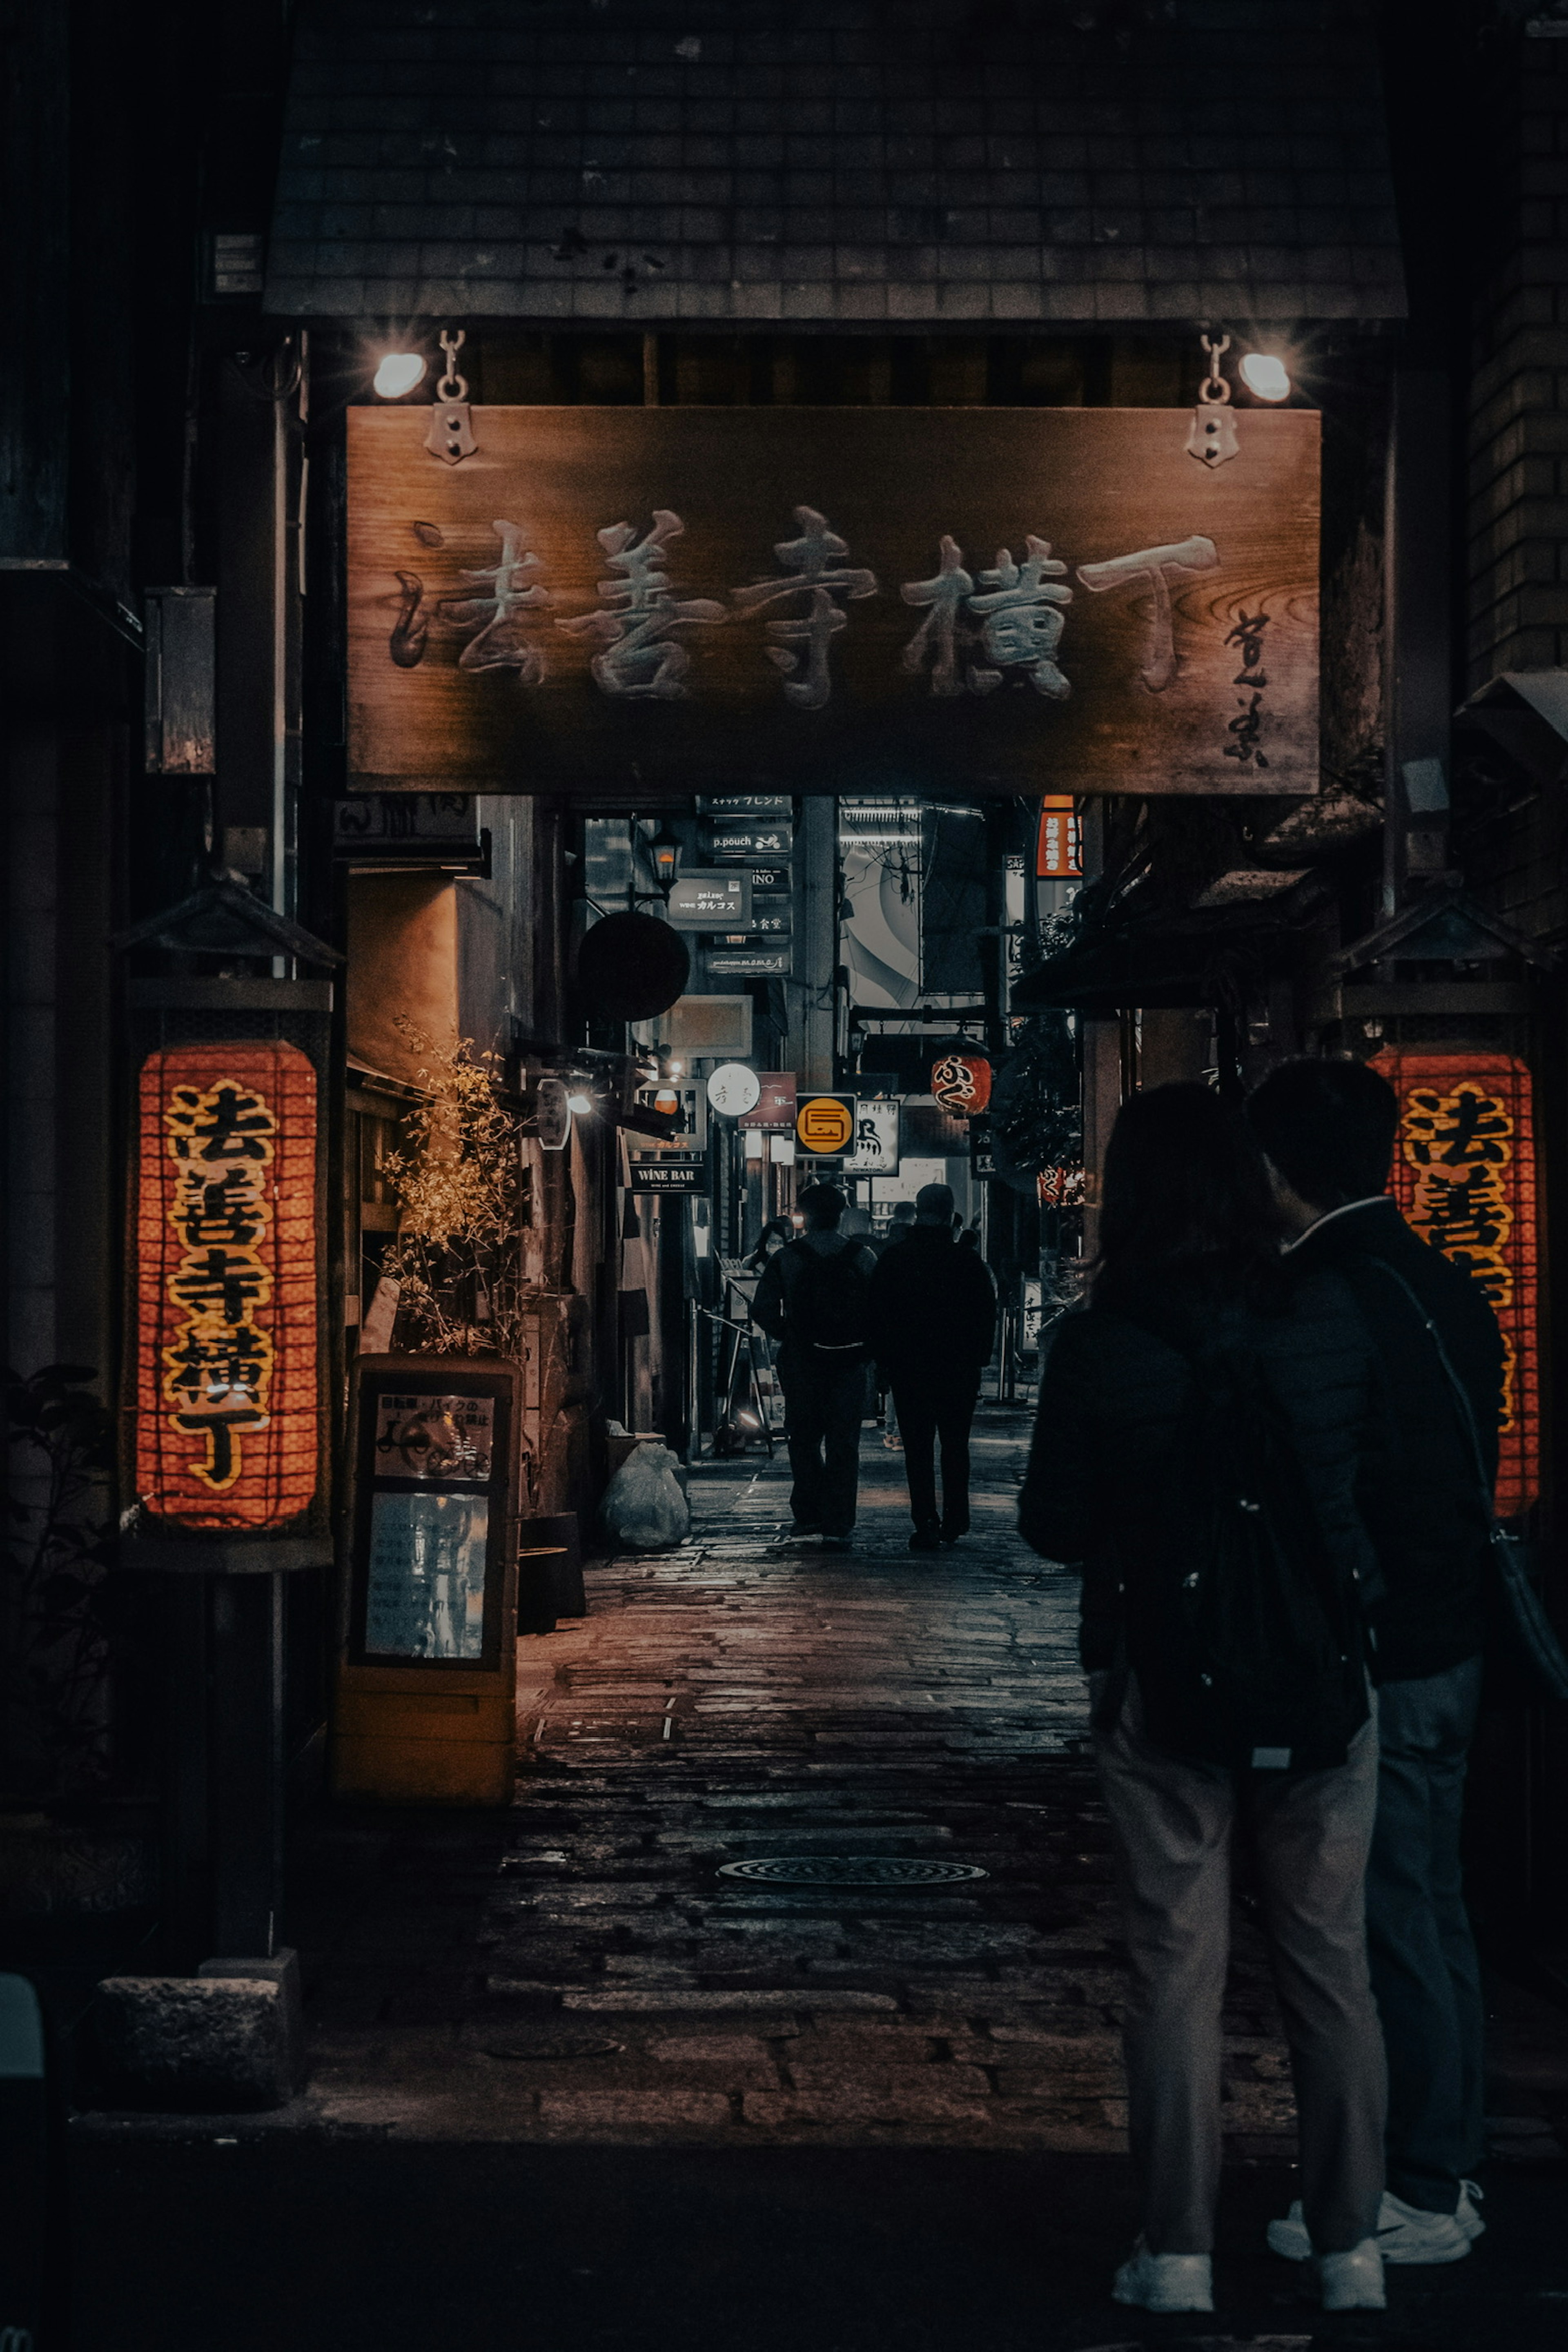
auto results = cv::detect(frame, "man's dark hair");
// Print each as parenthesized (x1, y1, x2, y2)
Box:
(797, 1183, 846, 1228)
(1245, 1057, 1398, 1209)
(1096, 1083, 1283, 1307)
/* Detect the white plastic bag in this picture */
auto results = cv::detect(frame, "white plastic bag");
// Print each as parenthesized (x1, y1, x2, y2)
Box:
(599, 1441, 690, 1550)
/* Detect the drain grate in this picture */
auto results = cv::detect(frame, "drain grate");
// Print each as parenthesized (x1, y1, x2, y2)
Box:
(716, 1856, 989, 1887)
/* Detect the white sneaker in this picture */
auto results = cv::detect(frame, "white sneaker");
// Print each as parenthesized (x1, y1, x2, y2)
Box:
(1319, 2239, 1386, 2311)
(1111, 2238, 1214, 2313)
(1268, 2180, 1483, 2264)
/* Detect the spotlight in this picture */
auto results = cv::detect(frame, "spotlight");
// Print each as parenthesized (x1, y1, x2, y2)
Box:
(565, 1091, 594, 1115)
(373, 352, 426, 399)
(1239, 352, 1291, 403)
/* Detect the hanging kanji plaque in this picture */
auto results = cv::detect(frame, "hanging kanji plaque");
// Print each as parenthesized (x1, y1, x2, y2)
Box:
(1372, 1049, 1540, 1516)
(134, 1041, 321, 1529)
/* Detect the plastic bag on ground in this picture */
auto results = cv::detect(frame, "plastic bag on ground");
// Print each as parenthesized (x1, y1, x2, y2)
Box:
(598, 1441, 690, 1551)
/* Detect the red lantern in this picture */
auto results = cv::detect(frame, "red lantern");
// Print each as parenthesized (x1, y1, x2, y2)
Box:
(134, 1041, 320, 1530)
(1036, 1165, 1085, 1209)
(1372, 1049, 1540, 1515)
(930, 1047, 992, 1116)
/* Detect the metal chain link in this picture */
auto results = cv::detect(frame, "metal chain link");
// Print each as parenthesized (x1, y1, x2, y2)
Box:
(436, 327, 468, 403)
(1198, 332, 1232, 407)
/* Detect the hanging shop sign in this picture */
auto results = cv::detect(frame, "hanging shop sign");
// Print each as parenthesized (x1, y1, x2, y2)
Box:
(969, 1116, 996, 1180)
(666, 872, 753, 930)
(347, 407, 1320, 800)
(134, 1041, 320, 1531)
(1372, 1049, 1540, 1515)
(930, 1046, 993, 1116)
(704, 949, 791, 979)
(628, 1157, 709, 1194)
(796, 1094, 857, 1155)
(739, 1072, 798, 1131)
(707, 1063, 762, 1118)
(845, 1096, 900, 1176)
(1036, 796, 1082, 878)
(702, 817, 795, 860)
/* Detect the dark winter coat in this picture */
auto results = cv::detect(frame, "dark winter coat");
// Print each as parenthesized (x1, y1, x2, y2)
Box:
(751, 1229, 879, 1375)
(1284, 1198, 1505, 1682)
(868, 1225, 998, 1387)
(1018, 1264, 1382, 1686)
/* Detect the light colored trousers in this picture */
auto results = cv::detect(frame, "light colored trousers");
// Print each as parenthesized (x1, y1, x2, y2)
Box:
(1093, 1675, 1386, 2256)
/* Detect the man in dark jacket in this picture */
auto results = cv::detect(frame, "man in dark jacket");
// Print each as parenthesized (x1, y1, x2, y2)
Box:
(751, 1183, 878, 1549)
(1247, 1057, 1506, 2268)
(868, 1183, 996, 1551)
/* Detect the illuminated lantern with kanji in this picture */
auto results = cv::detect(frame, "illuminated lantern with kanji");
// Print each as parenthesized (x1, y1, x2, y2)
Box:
(1372, 1049, 1540, 1516)
(1036, 796, 1082, 879)
(1037, 1165, 1085, 1209)
(930, 1047, 992, 1116)
(134, 1041, 321, 1530)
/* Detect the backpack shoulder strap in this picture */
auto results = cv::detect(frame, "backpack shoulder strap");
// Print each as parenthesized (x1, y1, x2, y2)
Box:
(1354, 1253, 1494, 1512)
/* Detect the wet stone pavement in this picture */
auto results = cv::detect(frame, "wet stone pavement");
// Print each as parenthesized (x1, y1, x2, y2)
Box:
(72, 1405, 1568, 2351)
(278, 1406, 1302, 2149)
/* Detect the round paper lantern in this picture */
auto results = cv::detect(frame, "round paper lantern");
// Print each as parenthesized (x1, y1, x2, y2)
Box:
(707, 1063, 761, 1117)
(930, 1046, 992, 1116)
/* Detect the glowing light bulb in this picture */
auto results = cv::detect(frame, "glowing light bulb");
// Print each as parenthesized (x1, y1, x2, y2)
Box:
(373, 352, 426, 398)
(1239, 352, 1291, 403)
(565, 1092, 593, 1115)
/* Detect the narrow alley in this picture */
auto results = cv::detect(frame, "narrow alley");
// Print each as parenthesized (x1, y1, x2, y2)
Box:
(68, 1413, 1568, 2351)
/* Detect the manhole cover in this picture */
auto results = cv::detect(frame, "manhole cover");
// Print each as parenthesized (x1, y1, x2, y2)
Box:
(716, 1857, 988, 1887)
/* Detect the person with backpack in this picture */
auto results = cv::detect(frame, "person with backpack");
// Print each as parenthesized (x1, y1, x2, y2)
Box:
(1019, 1083, 1388, 2316)
(1246, 1057, 1505, 2270)
(751, 1182, 878, 1550)
(868, 1182, 997, 1550)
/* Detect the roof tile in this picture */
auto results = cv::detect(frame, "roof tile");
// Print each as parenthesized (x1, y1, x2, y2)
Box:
(266, 0, 1404, 325)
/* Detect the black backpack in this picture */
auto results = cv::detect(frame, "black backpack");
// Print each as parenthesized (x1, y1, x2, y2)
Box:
(788, 1241, 871, 1363)
(1135, 1329, 1370, 1774)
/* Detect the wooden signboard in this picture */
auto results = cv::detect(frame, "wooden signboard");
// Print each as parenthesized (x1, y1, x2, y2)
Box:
(347, 407, 1319, 799)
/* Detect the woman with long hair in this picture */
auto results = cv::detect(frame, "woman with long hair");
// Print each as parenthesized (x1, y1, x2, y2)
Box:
(1020, 1083, 1387, 2314)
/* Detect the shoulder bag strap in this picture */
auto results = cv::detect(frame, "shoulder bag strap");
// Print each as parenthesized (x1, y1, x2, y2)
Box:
(1355, 1254, 1493, 1512)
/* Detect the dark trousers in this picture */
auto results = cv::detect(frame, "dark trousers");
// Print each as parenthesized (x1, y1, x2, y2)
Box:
(891, 1375, 978, 1536)
(1365, 1653, 1486, 2213)
(781, 1354, 866, 1537)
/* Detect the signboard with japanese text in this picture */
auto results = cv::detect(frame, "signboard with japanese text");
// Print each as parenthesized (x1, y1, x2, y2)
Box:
(797, 1094, 857, 1155)
(845, 1097, 901, 1175)
(666, 873, 753, 930)
(705, 949, 791, 978)
(134, 1042, 320, 1530)
(347, 407, 1319, 799)
(739, 1073, 798, 1131)
(1372, 1049, 1540, 1516)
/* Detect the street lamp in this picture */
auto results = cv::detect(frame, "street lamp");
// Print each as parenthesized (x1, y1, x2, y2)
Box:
(648, 821, 682, 892)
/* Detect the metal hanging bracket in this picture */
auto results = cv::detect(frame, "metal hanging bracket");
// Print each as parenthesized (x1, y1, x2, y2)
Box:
(425, 330, 477, 465)
(1187, 333, 1238, 468)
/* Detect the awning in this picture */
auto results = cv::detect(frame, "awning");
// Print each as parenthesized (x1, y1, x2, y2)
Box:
(266, 0, 1408, 328)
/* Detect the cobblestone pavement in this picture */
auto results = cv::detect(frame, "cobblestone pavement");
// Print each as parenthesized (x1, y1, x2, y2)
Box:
(270, 1405, 1307, 2150)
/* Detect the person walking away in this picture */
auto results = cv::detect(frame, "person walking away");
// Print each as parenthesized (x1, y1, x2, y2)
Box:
(751, 1183, 878, 1550)
(869, 1183, 996, 1551)
(878, 1200, 918, 1449)
(1246, 1057, 1504, 2268)
(1020, 1084, 1388, 2315)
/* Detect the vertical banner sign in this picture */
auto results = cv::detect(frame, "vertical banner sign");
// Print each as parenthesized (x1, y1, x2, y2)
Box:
(1373, 1050, 1540, 1515)
(135, 1042, 319, 1529)
(1036, 796, 1082, 878)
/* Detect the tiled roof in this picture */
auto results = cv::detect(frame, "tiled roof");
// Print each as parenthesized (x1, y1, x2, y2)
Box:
(265, 0, 1407, 326)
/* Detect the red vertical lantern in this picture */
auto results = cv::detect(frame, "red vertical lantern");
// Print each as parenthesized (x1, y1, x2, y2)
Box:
(134, 1040, 320, 1529)
(1035, 796, 1082, 879)
(1371, 1049, 1540, 1515)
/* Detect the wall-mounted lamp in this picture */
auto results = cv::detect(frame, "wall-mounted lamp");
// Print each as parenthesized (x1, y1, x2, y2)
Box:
(565, 1092, 594, 1116)
(648, 822, 682, 892)
(373, 351, 426, 399)
(1239, 351, 1291, 403)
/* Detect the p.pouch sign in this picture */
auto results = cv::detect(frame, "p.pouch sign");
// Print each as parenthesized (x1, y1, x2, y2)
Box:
(348, 407, 1319, 800)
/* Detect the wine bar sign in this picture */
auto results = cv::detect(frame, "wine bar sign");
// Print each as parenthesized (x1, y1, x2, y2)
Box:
(347, 405, 1320, 799)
